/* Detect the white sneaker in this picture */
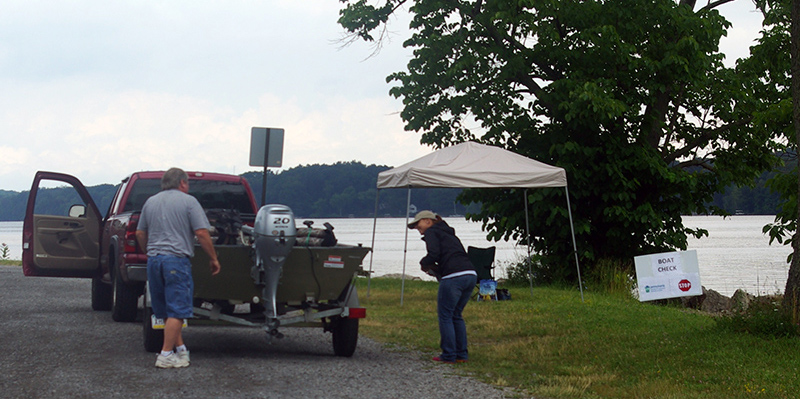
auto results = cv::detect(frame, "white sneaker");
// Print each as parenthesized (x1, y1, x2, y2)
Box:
(177, 350, 190, 365)
(155, 353, 189, 368)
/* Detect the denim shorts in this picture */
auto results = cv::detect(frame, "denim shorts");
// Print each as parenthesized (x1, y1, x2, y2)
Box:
(147, 254, 194, 319)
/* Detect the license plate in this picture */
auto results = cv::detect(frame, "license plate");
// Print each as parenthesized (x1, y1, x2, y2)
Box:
(150, 315, 187, 329)
(151, 315, 165, 329)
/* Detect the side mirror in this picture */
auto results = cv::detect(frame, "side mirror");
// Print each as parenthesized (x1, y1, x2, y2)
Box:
(69, 204, 86, 218)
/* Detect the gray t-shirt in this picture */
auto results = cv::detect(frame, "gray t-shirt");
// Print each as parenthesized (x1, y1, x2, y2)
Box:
(137, 189, 210, 257)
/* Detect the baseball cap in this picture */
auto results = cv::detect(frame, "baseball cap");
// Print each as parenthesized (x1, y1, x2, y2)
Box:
(408, 210, 438, 229)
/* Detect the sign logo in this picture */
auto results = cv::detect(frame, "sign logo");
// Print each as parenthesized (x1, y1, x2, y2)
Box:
(678, 279, 692, 292)
(644, 284, 666, 294)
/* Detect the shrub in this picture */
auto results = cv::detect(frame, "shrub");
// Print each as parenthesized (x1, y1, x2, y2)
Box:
(501, 253, 567, 287)
(502, 257, 532, 286)
(716, 297, 800, 337)
(584, 258, 636, 298)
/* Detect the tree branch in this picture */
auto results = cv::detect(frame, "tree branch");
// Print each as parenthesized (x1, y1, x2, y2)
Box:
(663, 117, 752, 164)
(698, 0, 738, 13)
(674, 157, 716, 171)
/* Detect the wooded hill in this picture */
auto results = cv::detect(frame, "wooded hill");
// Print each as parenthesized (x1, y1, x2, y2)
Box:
(0, 161, 781, 221)
(0, 162, 474, 221)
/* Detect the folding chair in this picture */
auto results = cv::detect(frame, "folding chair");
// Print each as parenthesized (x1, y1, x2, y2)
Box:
(468, 246, 496, 300)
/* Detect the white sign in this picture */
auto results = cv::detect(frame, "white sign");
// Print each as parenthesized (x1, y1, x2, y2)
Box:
(634, 250, 702, 301)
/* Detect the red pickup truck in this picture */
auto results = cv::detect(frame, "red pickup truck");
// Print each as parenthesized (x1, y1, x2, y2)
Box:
(24, 170, 370, 357)
(22, 170, 258, 322)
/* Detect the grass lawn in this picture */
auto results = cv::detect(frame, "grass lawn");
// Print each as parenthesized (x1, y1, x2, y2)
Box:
(355, 277, 799, 399)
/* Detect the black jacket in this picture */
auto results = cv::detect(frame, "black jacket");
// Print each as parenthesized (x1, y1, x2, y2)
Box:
(420, 221, 475, 279)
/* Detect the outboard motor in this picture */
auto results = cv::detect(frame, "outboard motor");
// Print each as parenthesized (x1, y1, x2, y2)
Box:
(249, 204, 296, 338)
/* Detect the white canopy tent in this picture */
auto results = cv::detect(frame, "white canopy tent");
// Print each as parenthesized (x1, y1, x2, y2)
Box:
(367, 142, 584, 303)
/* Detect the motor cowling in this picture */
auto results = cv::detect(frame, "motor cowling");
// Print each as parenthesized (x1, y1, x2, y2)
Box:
(250, 204, 296, 324)
(253, 204, 297, 241)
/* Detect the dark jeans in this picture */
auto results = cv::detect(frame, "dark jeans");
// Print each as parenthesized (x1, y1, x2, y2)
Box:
(437, 273, 477, 362)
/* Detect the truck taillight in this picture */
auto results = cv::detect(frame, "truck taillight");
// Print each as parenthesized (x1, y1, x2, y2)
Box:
(124, 232, 139, 253)
(124, 214, 141, 254)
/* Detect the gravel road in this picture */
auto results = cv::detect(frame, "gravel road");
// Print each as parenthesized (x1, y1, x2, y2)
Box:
(0, 266, 521, 398)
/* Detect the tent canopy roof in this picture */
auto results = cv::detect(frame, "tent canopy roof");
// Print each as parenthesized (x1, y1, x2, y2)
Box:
(377, 142, 567, 189)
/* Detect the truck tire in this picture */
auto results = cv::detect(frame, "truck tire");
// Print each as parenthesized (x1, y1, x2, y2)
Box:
(112, 268, 140, 322)
(91, 275, 112, 311)
(143, 294, 164, 353)
(331, 317, 359, 357)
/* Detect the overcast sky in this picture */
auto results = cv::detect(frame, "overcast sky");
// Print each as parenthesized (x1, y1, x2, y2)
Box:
(0, 1, 764, 192)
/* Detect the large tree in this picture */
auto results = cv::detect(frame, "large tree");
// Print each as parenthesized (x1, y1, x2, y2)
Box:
(751, 0, 800, 316)
(340, 0, 779, 279)
(789, 0, 800, 319)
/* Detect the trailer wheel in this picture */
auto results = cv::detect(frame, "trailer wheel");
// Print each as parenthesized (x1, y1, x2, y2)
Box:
(143, 291, 164, 353)
(91, 275, 112, 311)
(331, 317, 359, 357)
(111, 268, 140, 322)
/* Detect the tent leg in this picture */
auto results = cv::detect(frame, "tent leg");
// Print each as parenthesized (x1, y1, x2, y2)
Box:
(524, 189, 534, 297)
(401, 186, 412, 306)
(367, 189, 380, 297)
(565, 186, 584, 302)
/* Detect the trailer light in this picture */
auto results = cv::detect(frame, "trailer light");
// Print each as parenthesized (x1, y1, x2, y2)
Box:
(347, 308, 366, 319)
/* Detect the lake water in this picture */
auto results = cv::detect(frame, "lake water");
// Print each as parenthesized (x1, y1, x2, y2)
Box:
(1, 215, 790, 297)
(0, 221, 22, 260)
(682, 215, 790, 297)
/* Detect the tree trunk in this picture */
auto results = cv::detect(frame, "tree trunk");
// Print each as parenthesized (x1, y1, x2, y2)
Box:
(783, 0, 800, 321)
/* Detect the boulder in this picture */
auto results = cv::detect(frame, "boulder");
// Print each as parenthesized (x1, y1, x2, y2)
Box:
(731, 289, 755, 313)
(675, 287, 771, 315)
(680, 291, 703, 310)
(700, 287, 733, 314)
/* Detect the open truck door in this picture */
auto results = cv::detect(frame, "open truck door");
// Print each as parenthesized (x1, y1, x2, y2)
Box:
(22, 171, 102, 278)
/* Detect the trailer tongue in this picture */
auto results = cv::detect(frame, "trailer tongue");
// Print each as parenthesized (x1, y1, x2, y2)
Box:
(144, 204, 371, 357)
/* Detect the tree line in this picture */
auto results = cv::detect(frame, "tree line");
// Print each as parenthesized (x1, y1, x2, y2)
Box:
(242, 161, 476, 218)
(0, 160, 783, 222)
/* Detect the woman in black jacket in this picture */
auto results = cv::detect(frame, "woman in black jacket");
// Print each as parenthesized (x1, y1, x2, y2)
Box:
(408, 210, 477, 364)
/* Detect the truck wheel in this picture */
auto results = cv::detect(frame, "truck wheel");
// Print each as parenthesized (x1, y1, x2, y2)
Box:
(143, 299, 164, 353)
(331, 317, 359, 357)
(91, 275, 112, 311)
(112, 269, 140, 322)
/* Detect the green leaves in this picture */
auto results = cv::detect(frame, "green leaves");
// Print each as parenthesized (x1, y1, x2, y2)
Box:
(338, 0, 400, 42)
(561, 81, 629, 122)
(337, 0, 779, 280)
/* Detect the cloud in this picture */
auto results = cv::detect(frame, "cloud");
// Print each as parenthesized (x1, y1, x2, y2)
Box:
(0, 0, 764, 191)
(0, 1, 426, 191)
(0, 79, 429, 190)
(717, 0, 764, 66)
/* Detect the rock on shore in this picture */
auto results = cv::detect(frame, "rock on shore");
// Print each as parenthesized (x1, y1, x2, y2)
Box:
(680, 286, 767, 315)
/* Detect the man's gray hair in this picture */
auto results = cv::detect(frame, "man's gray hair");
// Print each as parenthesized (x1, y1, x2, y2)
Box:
(161, 167, 189, 190)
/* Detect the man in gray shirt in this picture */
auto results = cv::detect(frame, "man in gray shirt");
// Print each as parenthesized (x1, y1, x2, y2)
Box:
(136, 168, 221, 368)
